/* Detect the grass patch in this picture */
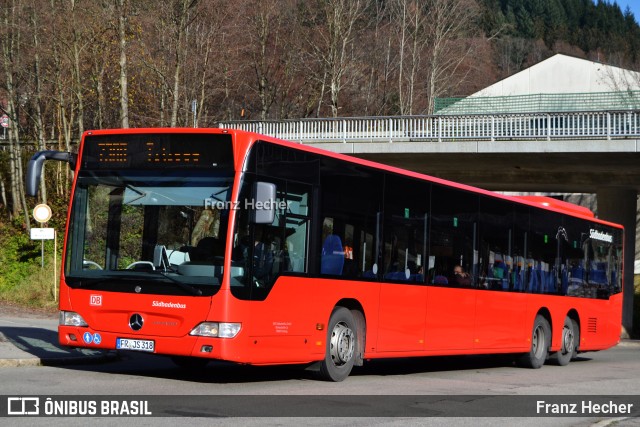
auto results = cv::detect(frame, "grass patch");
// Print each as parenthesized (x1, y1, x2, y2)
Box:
(0, 220, 61, 311)
(0, 258, 60, 311)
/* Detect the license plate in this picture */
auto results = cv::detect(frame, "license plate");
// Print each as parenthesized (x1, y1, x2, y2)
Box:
(116, 338, 155, 352)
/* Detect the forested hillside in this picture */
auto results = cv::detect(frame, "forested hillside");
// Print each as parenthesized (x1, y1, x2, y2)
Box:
(481, 0, 640, 76)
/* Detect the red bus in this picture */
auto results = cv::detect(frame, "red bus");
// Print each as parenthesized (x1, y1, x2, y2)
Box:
(26, 128, 623, 381)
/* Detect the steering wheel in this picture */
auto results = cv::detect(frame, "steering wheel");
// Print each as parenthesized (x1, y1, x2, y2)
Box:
(125, 261, 156, 270)
(83, 260, 103, 270)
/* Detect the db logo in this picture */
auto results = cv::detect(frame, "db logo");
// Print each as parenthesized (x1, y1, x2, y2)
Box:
(90, 295, 102, 306)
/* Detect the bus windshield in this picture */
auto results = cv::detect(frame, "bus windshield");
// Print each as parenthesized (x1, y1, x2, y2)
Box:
(64, 171, 233, 296)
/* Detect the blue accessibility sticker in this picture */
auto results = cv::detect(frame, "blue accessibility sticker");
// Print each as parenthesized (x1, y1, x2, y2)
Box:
(83, 332, 93, 344)
(93, 333, 102, 345)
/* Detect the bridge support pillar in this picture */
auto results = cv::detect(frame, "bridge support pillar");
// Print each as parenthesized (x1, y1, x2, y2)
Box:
(596, 187, 637, 338)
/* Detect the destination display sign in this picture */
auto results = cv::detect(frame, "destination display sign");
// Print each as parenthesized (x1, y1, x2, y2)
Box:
(81, 133, 233, 170)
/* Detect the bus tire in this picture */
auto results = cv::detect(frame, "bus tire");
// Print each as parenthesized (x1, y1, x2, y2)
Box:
(318, 307, 357, 382)
(517, 314, 550, 369)
(549, 317, 575, 366)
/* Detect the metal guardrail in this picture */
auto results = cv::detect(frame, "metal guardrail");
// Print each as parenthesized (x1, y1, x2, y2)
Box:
(220, 110, 640, 143)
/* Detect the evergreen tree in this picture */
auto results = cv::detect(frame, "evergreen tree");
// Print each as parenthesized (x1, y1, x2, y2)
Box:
(481, 0, 640, 67)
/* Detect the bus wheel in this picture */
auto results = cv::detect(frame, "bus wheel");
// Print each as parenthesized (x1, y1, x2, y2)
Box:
(517, 314, 550, 369)
(318, 307, 357, 382)
(549, 317, 575, 366)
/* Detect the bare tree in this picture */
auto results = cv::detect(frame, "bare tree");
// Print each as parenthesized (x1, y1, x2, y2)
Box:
(51, 45, 74, 197)
(389, 0, 431, 115)
(138, 7, 171, 127)
(304, 0, 370, 117)
(8, 0, 631, 228)
(494, 36, 533, 79)
(168, 0, 199, 127)
(192, 16, 215, 126)
(88, 40, 109, 129)
(116, 0, 130, 128)
(190, 1, 232, 126)
(424, 0, 480, 113)
(1, 0, 29, 225)
(69, 0, 85, 136)
(29, 2, 47, 203)
(388, 0, 479, 114)
(360, 1, 394, 115)
(247, 1, 281, 120)
(238, 0, 300, 120)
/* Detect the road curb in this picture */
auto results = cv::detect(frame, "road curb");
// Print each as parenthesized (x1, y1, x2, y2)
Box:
(0, 350, 119, 368)
(616, 340, 640, 348)
(0, 358, 42, 368)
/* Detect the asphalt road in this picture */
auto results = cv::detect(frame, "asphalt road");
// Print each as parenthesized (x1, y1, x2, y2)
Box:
(1, 303, 639, 426)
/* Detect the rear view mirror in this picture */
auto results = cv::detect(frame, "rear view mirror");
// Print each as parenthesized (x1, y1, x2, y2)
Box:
(26, 150, 76, 197)
(250, 181, 276, 224)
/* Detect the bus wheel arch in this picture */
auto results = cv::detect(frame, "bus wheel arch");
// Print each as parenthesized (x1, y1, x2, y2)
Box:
(517, 311, 551, 369)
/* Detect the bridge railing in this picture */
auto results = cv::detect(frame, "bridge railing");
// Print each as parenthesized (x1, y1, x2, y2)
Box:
(219, 110, 640, 142)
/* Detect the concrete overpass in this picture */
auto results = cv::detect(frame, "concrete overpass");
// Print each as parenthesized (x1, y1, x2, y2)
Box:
(220, 111, 640, 192)
(221, 110, 640, 337)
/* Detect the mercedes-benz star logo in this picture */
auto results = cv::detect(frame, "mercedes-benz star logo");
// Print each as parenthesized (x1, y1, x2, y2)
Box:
(129, 313, 144, 331)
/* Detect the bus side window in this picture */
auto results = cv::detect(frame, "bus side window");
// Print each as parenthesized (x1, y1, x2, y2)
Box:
(253, 224, 276, 284)
(270, 184, 310, 279)
(285, 218, 307, 273)
(430, 185, 478, 288)
(231, 178, 311, 300)
(381, 174, 429, 283)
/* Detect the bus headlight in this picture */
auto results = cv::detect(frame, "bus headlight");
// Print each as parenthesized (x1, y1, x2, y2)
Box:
(190, 322, 241, 338)
(59, 311, 88, 327)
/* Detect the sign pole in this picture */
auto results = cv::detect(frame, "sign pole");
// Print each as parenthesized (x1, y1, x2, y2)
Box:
(31, 203, 55, 300)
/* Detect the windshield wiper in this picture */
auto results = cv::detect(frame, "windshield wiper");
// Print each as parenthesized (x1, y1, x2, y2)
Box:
(125, 184, 147, 204)
(158, 271, 203, 296)
(208, 188, 228, 203)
